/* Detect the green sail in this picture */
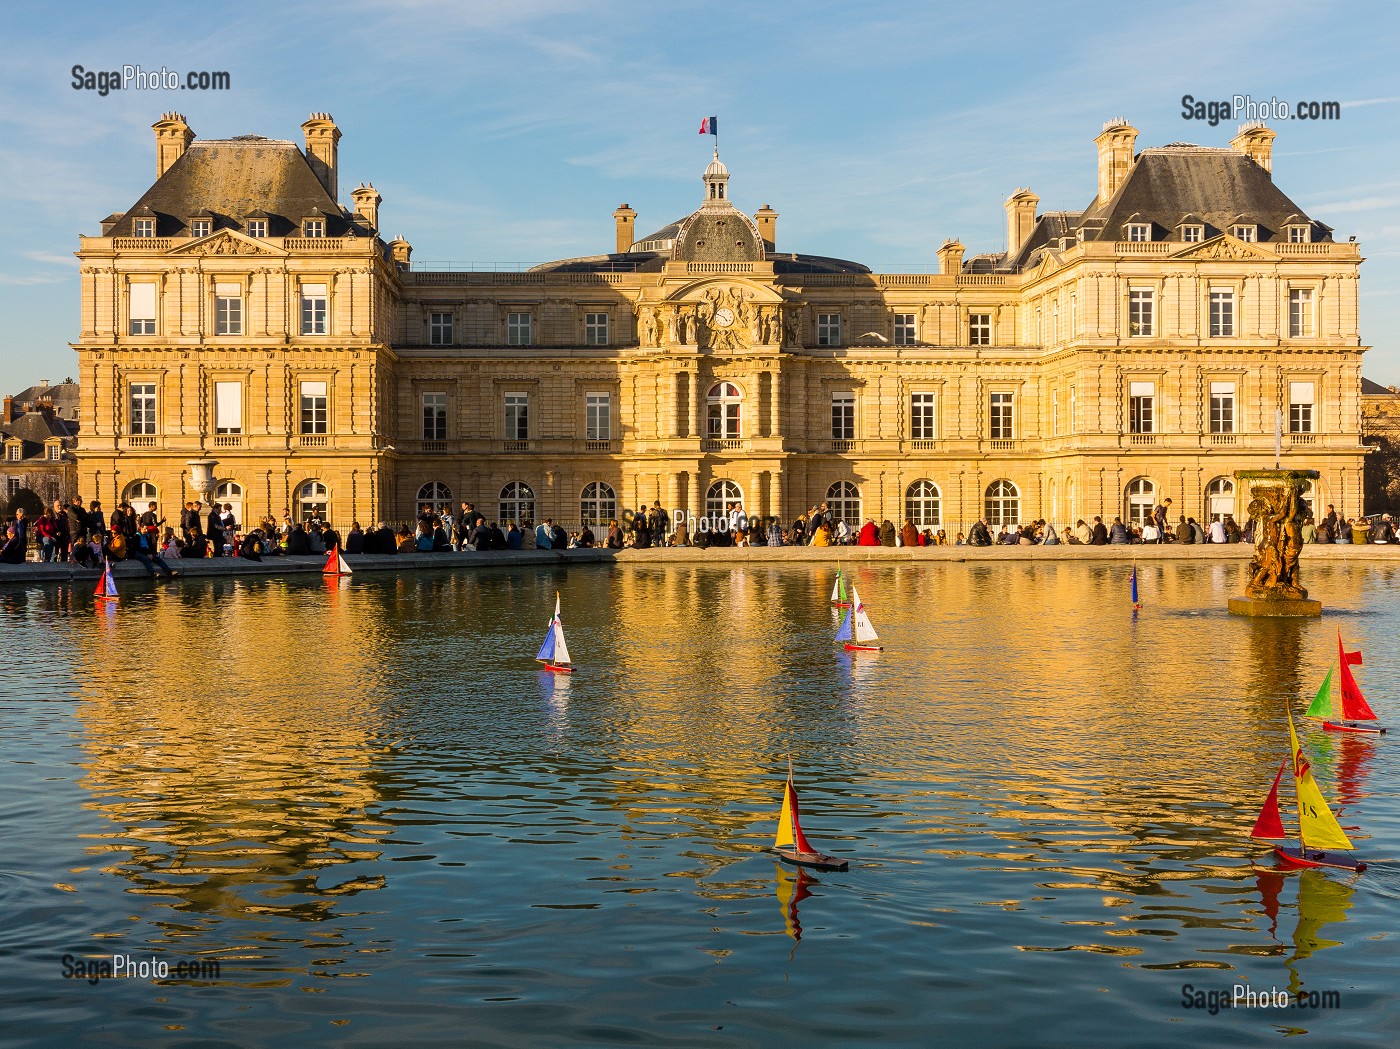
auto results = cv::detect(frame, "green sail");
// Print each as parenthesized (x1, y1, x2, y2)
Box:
(1305, 667, 1335, 719)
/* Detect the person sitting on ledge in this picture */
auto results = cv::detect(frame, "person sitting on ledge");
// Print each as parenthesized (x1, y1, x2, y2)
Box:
(811, 521, 832, 546)
(606, 519, 623, 549)
(1108, 517, 1131, 544)
(857, 519, 879, 546)
(578, 525, 595, 548)
(900, 519, 919, 547)
(239, 530, 264, 562)
(535, 519, 554, 550)
(285, 523, 310, 556)
(1089, 517, 1109, 545)
(505, 521, 522, 549)
(397, 526, 416, 553)
(345, 522, 364, 554)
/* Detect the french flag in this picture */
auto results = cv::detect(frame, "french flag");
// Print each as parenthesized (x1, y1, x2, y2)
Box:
(699, 116, 717, 136)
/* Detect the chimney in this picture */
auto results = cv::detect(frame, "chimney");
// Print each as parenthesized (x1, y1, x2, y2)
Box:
(613, 204, 636, 254)
(1231, 122, 1276, 177)
(301, 112, 342, 200)
(152, 112, 194, 178)
(351, 183, 382, 230)
(1094, 119, 1138, 203)
(389, 235, 412, 266)
(937, 238, 965, 275)
(754, 204, 778, 253)
(1004, 189, 1039, 257)
(2, 396, 11, 422)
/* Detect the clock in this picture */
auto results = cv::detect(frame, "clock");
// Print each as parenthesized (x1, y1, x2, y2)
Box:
(713, 307, 735, 328)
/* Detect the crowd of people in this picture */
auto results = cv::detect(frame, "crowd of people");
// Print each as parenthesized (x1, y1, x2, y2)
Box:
(5, 493, 1399, 571)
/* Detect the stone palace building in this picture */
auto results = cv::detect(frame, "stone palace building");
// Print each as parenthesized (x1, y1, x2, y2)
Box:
(72, 112, 1368, 532)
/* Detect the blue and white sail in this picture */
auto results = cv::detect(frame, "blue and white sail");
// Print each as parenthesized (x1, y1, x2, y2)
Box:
(535, 592, 571, 666)
(850, 585, 879, 644)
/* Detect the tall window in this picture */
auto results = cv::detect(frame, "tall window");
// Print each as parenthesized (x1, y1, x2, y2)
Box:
(1051, 389, 1060, 436)
(581, 481, 617, 529)
(129, 383, 157, 435)
(825, 481, 861, 527)
(1125, 478, 1156, 527)
(968, 313, 991, 346)
(6, 443, 20, 462)
(707, 382, 741, 439)
(133, 217, 155, 237)
(831, 392, 855, 440)
(905, 480, 941, 528)
(300, 283, 327, 335)
(422, 392, 447, 440)
(1128, 289, 1154, 337)
(129, 283, 156, 335)
(1289, 381, 1315, 433)
(585, 392, 611, 440)
(504, 392, 529, 439)
(910, 392, 936, 440)
(507, 312, 533, 346)
(500, 481, 536, 524)
(1209, 289, 1234, 337)
(214, 481, 243, 527)
(984, 480, 1019, 526)
(214, 283, 242, 335)
(298, 480, 328, 521)
(1069, 294, 1077, 336)
(417, 481, 452, 513)
(704, 480, 744, 526)
(816, 313, 842, 347)
(989, 392, 1014, 440)
(1052, 301, 1059, 343)
(214, 381, 242, 434)
(584, 312, 610, 346)
(1068, 386, 1076, 434)
(47, 443, 62, 462)
(1129, 381, 1155, 434)
(893, 313, 916, 346)
(1205, 477, 1235, 522)
(1289, 289, 1314, 337)
(1209, 381, 1235, 434)
(299, 380, 328, 434)
(430, 312, 453, 346)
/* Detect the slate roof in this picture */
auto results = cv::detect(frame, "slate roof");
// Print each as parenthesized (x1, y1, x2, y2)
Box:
(106, 138, 373, 238)
(9, 380, 78, 422)
(1361, 378, 1397, 396)
(1, 410, 76, 452)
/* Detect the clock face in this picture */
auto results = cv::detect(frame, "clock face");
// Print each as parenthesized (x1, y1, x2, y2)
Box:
(714, 307, 735, 328)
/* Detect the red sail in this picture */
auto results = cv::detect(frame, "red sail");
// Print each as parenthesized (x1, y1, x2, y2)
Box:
(1251, 761, 1287, 839)
(788, 780, 818, 855)
(323, 546, 340, 574)
(1337, 632, 1378, 721)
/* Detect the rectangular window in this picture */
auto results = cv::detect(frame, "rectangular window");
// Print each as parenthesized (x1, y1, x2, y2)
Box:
(299, 380, 328, 435)
(1289, 289, 1314, 337)
(893, 313, 917, 346)
(133, 217, 155, 238)
(47, 443, 62, 461)
(1230, 224, 1256, 242)
(129, 282, 156, 336)
(1289, 381, 1315, 433)
(831, 392, 855, 440)
(1125, 223, 1150, 242)
(190, 219, 211, 238)
(584, 312, 610, 346)
(968, 313, 991, 346)
(1209, 381, 1235, 434)
(421, 392, 447, 441)
(586, 392, 611, 440)
(1181, 224, 1204, 243)
(429, 312, 453, 346)
(1068, 386, 1076, 434)
(214, 282, 242, 335)
(303, 219, 324, 238)
(1288, 225, 1311, 243)
(1052, 389, 1060, 436)
(129, 383, 157, 435)
(507, 312, 533, 346)
(1129, 380, 1155, 434)
(1209, 289, 1234, 337)
(214, 381, 242, 434)
(300, 282, 327, 336)
(6, 445, 19, 462)
(910, 392, 936, 440)
(6, 476, 20, 496)
(504, 393, 529, 439)
(816, 313, 842, 347)
(989, 392, 1014, 440)
(246, 219, 267, 238)
(1128, 289, 1154, 337)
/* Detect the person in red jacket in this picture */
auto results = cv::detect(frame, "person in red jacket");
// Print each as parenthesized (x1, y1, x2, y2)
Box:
(857, 519, 879, 546)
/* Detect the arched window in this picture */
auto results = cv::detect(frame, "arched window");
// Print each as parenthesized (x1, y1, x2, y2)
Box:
(124, 480, 158, 507)
(1205, 477, 1235, 522)
(825, 481, 861, 528)
(1065, 478, 1076, 526)
(1046, 478, 1058, 526)
(705, 479, 744, 526)
(417, 481, 452, 514)
(580, 481, 616, 529)
(984, 479, 1019, 527)
(298, 480, 328, 521)
(905, 480, 941, 528)
(500, 481, 535, 525)
(706, 381, 742, 440)
(1125, 477, 1156, 527)
(214, 481, 243, 530)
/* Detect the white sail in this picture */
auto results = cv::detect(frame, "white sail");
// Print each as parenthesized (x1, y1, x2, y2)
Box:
(338, 551, 353, 575)
(850, 585, 879, 643)
(552, 619, 572, 665)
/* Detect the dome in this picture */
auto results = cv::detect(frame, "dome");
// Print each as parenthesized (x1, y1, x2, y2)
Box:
(704, 152, 729, 178)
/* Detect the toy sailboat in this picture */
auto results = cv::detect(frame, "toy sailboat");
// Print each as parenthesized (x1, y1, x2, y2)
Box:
(534, 591, 573, 674)
(322, 545, 353, 576)
(1252, 704, 1366, 872)
(1130, 565, 1142, 609)
(835, 584, 881, 652)
(1305, 632, 1385, 734)
(830, 565, 850, 607)
(93, 557, 118, 602)
(773, 761, 848, 871)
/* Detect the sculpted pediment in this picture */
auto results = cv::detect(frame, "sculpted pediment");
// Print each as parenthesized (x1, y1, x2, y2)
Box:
(169, 230, 287, 257)
(1170, 234, 1277, 262)
(638, 279, 787, 351)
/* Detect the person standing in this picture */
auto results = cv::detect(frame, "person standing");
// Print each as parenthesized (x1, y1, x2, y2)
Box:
(206, 503, 225, 557)
(65, 498, 90, 562)
(140, 501, 166, 556)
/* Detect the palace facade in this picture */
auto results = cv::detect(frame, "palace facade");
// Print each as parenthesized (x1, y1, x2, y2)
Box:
(73, 113, 1368, 532)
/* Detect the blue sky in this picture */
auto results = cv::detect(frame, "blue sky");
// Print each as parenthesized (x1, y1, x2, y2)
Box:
(1, 0, 1397, 394)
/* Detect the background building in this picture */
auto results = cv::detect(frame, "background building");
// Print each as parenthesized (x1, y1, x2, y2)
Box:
(73, 114, 1368, 532)
(2, 378, 78, 511)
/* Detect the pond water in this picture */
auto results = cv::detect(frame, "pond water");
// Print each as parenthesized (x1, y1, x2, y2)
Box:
(2, 562, 1399, 1047)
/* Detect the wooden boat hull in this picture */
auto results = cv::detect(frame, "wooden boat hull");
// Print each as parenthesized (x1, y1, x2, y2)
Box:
(843, 643, 882, 652)
(1274, 845, 1366, 872)
(1323, 721, 1385, 734)
(776, 848, 848, 872)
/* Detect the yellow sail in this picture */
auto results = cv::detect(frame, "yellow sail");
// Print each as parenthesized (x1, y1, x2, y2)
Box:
(774, 781, 796, 849)
(1296, 771, 1355, 851)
